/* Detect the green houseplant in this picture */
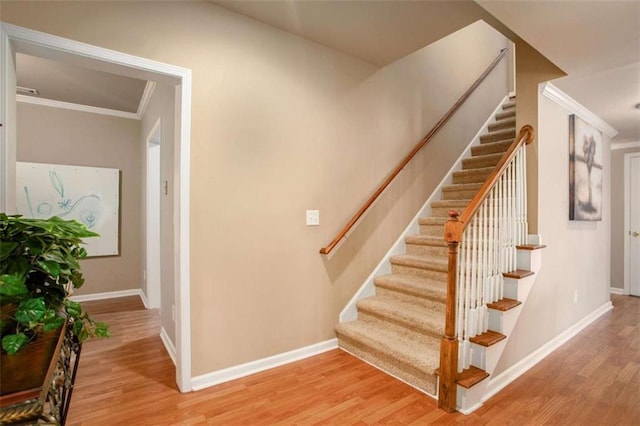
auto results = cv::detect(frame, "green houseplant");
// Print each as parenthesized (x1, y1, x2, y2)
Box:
(0, 213, 109, 354)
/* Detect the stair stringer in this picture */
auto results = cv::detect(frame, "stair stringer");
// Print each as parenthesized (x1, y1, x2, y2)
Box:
(455, 235, 544, 414)
(339, 94, 510, 323)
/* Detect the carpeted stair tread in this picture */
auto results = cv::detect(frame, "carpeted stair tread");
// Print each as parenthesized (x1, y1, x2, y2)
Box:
(495, 109, 515, 120)
(488, 117, 516, 132)
(462, 152, 504, 170)
(431, 199, 470, 208)
(480, 128, 516, 144)
(502, 100, 516, 110)
(390, 254, 448, 272)
(471, 139, 513, 156)
(405, 234, 447, 247)
(357, 296, 445, 336)
(335, 321, 440, 375)
(452, 167, 493, 184)
(418, 217, 448, 226)
(374, 274, 447, 303)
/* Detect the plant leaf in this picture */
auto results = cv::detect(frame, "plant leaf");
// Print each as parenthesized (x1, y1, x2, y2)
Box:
(15, 298, 46, 323)
(37, 260, 61, 278)
(0, 241, 18, 260)
(43, 315, 65, 332)
(0, 274, 28, 297)
(2, 333, 27, 354)
(94, 322, 110, 338)
(65, 300, 82, 317)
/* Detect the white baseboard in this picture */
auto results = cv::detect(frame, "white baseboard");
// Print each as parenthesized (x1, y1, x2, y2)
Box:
(160, 327, 177, 366)
(139, 289, 151, 309)
(609, 287, 624, 295)
(482, 300, 613, 405)
(69, 288, 143, 303)
(191, 338, 338, 391)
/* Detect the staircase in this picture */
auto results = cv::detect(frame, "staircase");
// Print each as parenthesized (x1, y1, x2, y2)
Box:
(335, 98, 517, 396)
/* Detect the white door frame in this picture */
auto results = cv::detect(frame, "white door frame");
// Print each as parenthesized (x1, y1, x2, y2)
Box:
(146, 119, 162, 309)
(624, 151, 640, 295)
(0, 22, 192, 392)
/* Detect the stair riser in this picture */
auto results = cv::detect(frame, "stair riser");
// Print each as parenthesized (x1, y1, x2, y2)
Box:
(391, 264, 447, 282)
(495, 109, 515, 120)
(462, 155, 501, 170)
(375, 285, 446, 306)
(405, 243, 448, 258)
(502, 102, 515, 110)
(471, 140, 513, 156)
(488, 119, 515, 132)
(452, 171, 492, 185)
(419, 224, 444, 237)
(480, 130, 516, 144)
(432, 206, 465, 217)
(337, 339, 437, 395)
(358, 310, 443, 341)
(442, 189, 479, 200)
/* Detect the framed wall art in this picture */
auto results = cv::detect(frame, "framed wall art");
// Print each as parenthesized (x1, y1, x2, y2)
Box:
(569, 114, 603, 221)
(16, 162, 120, 256)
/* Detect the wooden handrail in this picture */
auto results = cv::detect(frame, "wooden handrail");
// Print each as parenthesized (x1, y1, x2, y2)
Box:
(319, 48, 509, 255)
(444, 124, 535, 243)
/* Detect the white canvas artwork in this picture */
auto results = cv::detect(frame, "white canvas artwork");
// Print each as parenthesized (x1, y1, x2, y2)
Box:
(569, 115, 603, 221)
(16, 162, 120, 256)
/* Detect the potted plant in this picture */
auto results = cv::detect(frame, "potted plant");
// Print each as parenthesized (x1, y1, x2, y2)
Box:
(0, 213, 109, 354)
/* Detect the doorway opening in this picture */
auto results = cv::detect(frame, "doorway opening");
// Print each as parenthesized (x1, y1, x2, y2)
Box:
(0, 23, 192, 391)
(625, 152, 640, 296)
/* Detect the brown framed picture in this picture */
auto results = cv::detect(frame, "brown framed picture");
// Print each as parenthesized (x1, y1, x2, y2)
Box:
(569, 114, 603, 221)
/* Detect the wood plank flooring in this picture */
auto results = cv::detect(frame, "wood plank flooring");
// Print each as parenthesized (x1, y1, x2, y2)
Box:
(67, 295, 640, 425)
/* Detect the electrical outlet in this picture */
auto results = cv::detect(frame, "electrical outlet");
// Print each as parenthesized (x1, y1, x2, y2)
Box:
(574, 290, 578, 303)
(306, 210, 320, 226)
(143, 269, 146, 280)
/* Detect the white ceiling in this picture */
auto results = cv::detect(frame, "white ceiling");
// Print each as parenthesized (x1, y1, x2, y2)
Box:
(17, 53, 147, 113)
(477, 0, 640, 144)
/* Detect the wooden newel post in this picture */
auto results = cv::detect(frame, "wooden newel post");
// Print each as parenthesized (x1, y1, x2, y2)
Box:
(438, 210, 463, 412)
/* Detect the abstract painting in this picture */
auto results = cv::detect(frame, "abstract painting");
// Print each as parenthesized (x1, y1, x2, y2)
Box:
(569, 114, 603, 221)
(16, 162, 120, 256)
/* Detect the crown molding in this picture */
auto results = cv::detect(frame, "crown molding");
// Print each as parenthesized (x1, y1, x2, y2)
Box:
(540, 82, 618, 138)
(611, 141, 640, 151)
(17, 94, 139, 120)
(136, 80, 156, 119)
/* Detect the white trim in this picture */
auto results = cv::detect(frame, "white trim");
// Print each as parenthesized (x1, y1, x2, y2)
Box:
(1, 22, 192, 393)
(540, 82, 618, 138)
(609, 287, 624, 295)
(16, 94, 139, 120)
(136, 80, 156, 119)
(0, 26, 8, 212)
(145, 118, 162, 309)
(624, 152, 640, 296)
(69, 288, 143, 303)
(160, 327, 177, 366)
(139, 288, 150, 309)
(481, 301, 613, 407)
(611, 141, 640, 151)
(339, 95, 510, 322)
(191, 339, 338, 391)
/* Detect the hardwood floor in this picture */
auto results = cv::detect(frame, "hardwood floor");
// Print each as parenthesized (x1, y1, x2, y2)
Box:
(67, 295, 640, 425)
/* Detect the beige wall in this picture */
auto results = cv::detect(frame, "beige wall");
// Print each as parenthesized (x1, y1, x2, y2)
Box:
(141, 83, 177, 344)
(2, 2, 509, 377)
(495, 92, 611, 374)
(16, 102, 142, 295)
(610, 146, 640, 289)
(514, 40, 565, 234)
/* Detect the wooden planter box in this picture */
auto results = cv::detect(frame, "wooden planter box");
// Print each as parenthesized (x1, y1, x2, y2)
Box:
(0, 321, 81, 425)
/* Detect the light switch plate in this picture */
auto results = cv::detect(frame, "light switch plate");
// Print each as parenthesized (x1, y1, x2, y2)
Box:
(306, 210, 320, 226)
